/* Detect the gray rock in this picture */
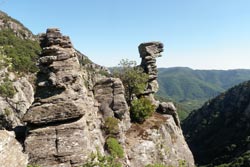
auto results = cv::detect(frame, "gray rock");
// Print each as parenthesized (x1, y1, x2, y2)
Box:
(125, 113, 194, 167)
(25, 118, 100, 167)
(157, 102, 180, 127)
(0, 130, 28, 167)
(23, 102, 85, 125)
(139, 42, 163, 94)
(24, 28, 106, 167)
(94, 77, 129, 120)
(0, 77, 34, 130)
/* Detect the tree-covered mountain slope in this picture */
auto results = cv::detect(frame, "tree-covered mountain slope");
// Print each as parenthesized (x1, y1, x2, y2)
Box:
(157, 67, 250, 119)
(0, 11, 41, 73)
(182, 80, 250, 166)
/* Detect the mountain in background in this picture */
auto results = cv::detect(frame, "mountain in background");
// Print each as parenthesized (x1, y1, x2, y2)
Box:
(182, 80, 250, 166)
(157, 67, 250, 119)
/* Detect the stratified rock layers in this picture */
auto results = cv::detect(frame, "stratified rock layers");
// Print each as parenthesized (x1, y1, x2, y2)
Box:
(139, 42, 163, 94)
(23, 31, 193, 167)
(23, 29, 105, 167)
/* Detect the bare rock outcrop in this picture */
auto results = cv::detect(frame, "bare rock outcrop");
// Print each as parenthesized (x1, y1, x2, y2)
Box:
(22, 34, 193, 166)
(125, 42, 194, 166)
(0, 76, 34, 130)
(0, 130, 28, 167)
(138, 42, 181, 127)
(139, 42, 163, 94)
(126, 113, 194, 167)
(23, 28, 105, 167)
(23, 28, 85, 125)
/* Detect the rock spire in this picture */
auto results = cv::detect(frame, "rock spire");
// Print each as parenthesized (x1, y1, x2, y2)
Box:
(139, 42, 164, 94)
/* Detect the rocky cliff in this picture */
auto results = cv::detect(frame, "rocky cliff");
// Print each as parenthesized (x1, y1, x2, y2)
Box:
(0, 12, 194, 167)
(183, 80, 250, 166)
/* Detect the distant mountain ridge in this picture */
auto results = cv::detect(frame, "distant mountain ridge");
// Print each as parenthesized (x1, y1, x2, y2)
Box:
(157, 67, 250, 119)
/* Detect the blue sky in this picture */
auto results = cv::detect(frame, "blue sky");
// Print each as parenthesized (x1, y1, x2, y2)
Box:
(1, 0, 250, 69)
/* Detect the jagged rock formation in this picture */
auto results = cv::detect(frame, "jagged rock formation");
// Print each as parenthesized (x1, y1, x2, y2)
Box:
(0, 11, 195, 166)
(183, 80, 250, 166)
(23, 28, 130, 167)
(0, 130, 28, 167)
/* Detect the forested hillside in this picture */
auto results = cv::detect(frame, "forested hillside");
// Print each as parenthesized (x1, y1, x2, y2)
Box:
(157, 67, 250, 119)
(182, 81, 250, 166)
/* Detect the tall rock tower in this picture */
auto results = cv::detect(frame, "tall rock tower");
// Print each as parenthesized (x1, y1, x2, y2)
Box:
(23, 28, 106, 167)
(139, 42, 163, 94)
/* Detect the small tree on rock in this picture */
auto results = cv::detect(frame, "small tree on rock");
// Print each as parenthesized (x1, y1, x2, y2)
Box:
(113, 59, 148, 104)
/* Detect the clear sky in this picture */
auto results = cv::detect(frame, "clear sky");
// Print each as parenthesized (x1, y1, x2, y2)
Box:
(1, 0, 250, 69)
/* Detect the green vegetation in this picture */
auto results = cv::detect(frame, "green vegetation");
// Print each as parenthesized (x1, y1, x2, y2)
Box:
(105, 137, 124, 158)
(0, 46, 12, 70)
(113, 59, 148, 103)
(183, 81, 250, 166)
(145, 160, 187, 167)
(130, 97, 155, 123)
(0, 29, 41, 73)
(145, 164, 166, 167)
(0, 78, 16, 98)
(82, 150, 122, 167)
(27, 165, 41, 167)
(103, 117, 120, 135)
(157, 67, 250, 120)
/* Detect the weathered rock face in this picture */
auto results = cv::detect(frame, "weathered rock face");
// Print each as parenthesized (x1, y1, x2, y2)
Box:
(23, 28, 106, 167)
(0, 130, 28, 167)
(94, 78, 129, 120)
(23, 28, 85, 125)
(126, 113, 194, 167)
(0, 76, 34, 130)
(157, 102, 180, 127)
(139, 42, 163, 94)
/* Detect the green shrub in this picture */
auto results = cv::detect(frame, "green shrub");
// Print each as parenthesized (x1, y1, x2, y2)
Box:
(130, 97, 155, 123)
(27, 165, 41, 167)
(113, 59, 148, 103)
(82, 150, 122, 167)
(0, 29, 41, 73)
(145, 164, 167, 167)
(104, 117, 120, 135)
(0, 79, 15, 98)
(106, 137, 124, 158)
(0, 46, 12, 70)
